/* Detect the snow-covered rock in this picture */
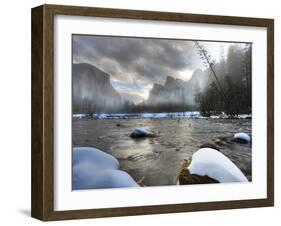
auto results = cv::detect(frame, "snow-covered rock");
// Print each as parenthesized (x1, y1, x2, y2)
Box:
(188, 148, 248, 183)
(233, 132, 251, 143)
(130, 128, 157, 138)
(73, 147, 119, 169)
(73, 147, 139, 189)
(73, 166, 139, 189)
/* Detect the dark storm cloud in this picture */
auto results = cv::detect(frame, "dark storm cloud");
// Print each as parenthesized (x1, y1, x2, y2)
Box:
(72, 35, 200, 84)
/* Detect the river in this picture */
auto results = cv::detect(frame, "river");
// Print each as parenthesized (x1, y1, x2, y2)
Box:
(73, 118, 252, 186)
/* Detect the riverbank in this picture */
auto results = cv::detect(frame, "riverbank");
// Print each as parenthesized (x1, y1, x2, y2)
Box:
(73, 112, 252, 120)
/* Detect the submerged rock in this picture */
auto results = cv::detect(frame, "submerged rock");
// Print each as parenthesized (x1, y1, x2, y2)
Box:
(177, 148, 248, 185)
(233, 132, 251, 144)
(73, 147, 139, 190)
(130, 128, 157, 138)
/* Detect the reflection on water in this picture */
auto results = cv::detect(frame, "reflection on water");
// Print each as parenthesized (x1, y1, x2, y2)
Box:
(73, 118, 252, 186)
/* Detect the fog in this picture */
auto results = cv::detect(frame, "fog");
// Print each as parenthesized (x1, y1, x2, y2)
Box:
(73, 35, 252, 115)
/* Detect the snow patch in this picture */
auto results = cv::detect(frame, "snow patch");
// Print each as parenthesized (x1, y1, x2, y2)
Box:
(73, 113, 87, 119)
(237, 114, 252, 119)
(73, 112, 252, 120)
(188, 148, 248, 183)
(74, 111, 201, 120)
(73, 147, 139, 189)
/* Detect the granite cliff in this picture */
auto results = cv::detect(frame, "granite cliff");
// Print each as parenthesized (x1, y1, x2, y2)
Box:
(72, 63, 123, 114)
(147, 69, 207, 107)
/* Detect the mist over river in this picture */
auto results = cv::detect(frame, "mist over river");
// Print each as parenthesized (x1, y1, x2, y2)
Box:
(73, 118, 252, 186)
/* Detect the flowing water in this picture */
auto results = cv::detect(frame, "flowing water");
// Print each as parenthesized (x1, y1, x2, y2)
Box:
(73, 118, 252, 186)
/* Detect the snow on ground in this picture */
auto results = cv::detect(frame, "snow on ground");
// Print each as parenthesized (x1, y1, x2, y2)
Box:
(188, 148, 248, 183)
(94, 111, 201, 119)
(72, 113, 87, 119)
(73, 111, 200, 120)
(237, 114, 252, 119)
(73, 112, 252, 120)
(73, 147, 139, 190)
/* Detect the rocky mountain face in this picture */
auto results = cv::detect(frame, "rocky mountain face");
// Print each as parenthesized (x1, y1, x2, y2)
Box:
(147, 69, 207, 106)
(72, 63, 208, 114)
(147, 76, 184, 105)
(182, 69, 208, 104)
(72, 63, 123, 114)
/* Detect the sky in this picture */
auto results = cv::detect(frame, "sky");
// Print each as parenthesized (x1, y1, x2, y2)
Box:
(72, 35, 231, 103)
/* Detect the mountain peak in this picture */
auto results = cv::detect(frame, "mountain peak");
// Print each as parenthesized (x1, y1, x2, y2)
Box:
(164, 76, 183, 90)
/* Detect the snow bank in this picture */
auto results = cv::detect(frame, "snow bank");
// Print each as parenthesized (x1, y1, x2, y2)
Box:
(73, 147, 139, 189)
(188, 148, 248, 183)
(237, 114, 252, 119)
(73, 112, 252, 120)
(73, 113, 87, 119)
(74, 111, 201, 120)
(233, 132, 251, 143)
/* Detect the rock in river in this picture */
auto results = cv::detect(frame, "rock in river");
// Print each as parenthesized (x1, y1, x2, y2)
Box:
(177, 148, 248, 185)
(233, 132, 251, 144)
(130, 127, 157, 138)
(72, 147, 139, 189)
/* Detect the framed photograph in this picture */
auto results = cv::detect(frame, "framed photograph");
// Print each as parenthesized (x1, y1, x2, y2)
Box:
(31, 4, 274, 221)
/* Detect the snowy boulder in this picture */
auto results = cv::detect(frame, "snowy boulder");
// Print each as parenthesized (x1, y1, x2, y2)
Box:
(73, 147, 139, 190)
(233, 132, 251, 144)
(130, 128, 157, 138)
(73, 147, 119, 170)
(188, 148, 248, 183)
(73, 166, 139, 189)
(177, 158, 219, 185)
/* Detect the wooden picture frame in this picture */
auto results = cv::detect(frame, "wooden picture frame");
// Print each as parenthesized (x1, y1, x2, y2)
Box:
(31, 4, 274, 221)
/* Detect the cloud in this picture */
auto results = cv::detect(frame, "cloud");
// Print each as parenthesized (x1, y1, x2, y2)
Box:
(111, 79, 152, 103)
(73, 35, 201, 84)
(72, 35, 238, 102)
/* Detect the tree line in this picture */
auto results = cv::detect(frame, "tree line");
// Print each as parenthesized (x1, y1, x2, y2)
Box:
(194, 43, 252, 116)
